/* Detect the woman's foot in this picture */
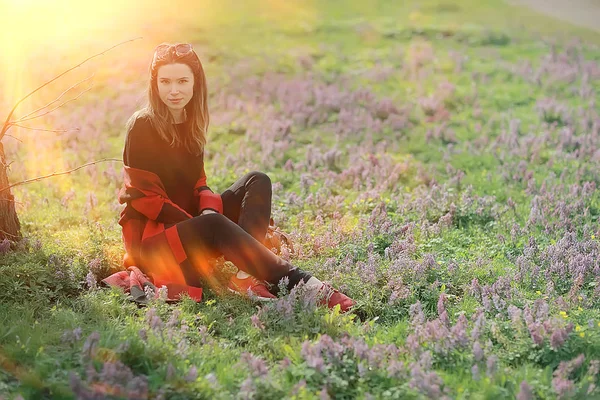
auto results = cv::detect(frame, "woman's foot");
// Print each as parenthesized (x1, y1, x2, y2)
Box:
(303, 277, 355, 313)
(316, 283, 356, 313)
(228, 270, 277, 301)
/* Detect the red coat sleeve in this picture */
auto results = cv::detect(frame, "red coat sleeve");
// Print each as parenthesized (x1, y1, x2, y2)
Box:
(194, 176, 223, 214)
(193, 162, 223, 214)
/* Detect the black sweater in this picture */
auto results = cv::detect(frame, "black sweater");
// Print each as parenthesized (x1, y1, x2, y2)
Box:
(123, 116, 206, 217)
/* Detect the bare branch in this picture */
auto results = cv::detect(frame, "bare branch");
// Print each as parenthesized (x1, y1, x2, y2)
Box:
(0, 160, 14, 169)
(15, 74, 95, 122)
(3, 134, 22, 143)
(10, 124, 79, 134)
(13, 85, 94, 124)
(0, 198, 24, 206)
(0, 37, 142, 140)
(0, 229, 20, 239)
(0, 158, 122, 194)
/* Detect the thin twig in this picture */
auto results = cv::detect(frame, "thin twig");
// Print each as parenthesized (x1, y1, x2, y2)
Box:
(0, 158, 122, 194)
(3, 134, 22, 143)
(13, 85, 94, 124)
(0, 229, 20, 239)
(14, 74, 95, 122)
(10, 124, 79, 134)
(0, 198, 24, 206)
(0, 160, 14, 169)
(0, 37, 142, 140)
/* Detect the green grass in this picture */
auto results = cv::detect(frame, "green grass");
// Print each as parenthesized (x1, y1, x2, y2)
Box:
(2, 0, 600, 398)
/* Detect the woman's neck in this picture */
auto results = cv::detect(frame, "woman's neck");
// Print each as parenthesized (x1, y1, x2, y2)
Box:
(170, 109, 185, 124)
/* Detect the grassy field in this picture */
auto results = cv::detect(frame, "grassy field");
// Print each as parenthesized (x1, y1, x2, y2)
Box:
(1, 0, 600, 398)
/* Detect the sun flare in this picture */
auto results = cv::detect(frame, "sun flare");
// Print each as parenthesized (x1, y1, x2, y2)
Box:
(0, 0, 147, 179)
(2, 1, 97, 105)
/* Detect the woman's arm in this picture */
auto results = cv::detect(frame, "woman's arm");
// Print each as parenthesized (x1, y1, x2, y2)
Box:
(120, 166, 193, 224)
(194, 171, 223, 215)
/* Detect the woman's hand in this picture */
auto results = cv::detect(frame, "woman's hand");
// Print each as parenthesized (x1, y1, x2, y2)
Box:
(200, 209, 217, 216)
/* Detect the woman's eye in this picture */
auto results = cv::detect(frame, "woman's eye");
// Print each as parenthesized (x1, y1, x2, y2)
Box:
(179, 80, 188, 84)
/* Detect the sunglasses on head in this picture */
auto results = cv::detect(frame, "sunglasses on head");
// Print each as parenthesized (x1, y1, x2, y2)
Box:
(153, 43, 194, 59)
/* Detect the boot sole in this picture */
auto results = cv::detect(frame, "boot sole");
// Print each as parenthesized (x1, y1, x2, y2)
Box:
(227, 287, 277, 302)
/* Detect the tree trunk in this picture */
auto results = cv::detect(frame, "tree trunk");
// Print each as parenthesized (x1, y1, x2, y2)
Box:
(0, 141, 21, 241)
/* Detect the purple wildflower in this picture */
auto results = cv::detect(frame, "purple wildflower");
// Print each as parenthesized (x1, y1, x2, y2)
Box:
(145, 308, 163, 331)
(550, 326, 570, 350)
(409, 301, 426, 326)
(157, 285, 168, 301)
(471, 364, 480, 381)
(451, 314, 469, 348)
(409, 362, 443, 398)
(81, 331, 100, 362)
(240, 352, 269, 378)
(204, 372, 219, 388)
(528, 323, 545, 346)
(250, 313, 265, 330)
(507, 305, 522, 327)
(471, 310, 486, 341)
(486, 355, 498, 376)
(405, 334, 420, 355)
(301, 341, 326, 373)
(88, 258, 102, 274)
(165, 363, 176, 381)
(552, 354, 585, 398)
(239, 377, 255, 400)
(166, 310, 181, 329)
(437, 293, 447, 316)
(291, 379, 307, 396)
(85, 271, 97, 290)
(86, 192, 98, 211)
(320, 385, 331, 400)
(552, 377, 575, 399)
(517, 381, 534, 400)
(0, 239, 11, 254)
(387, 360, 406, 379)
(472, 341, 484, 362)
(61, 327, 83, 345)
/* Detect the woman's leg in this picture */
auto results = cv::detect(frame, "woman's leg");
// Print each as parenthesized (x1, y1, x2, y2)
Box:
(220, 171, 271, 243)
(175, 213, 312, 293)
(180, 171, 355, 311)
(169, 214, 355, 311)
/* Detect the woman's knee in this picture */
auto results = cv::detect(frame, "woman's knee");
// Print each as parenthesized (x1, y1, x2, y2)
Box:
(200, 212, 230, 226)
(178, 213, 234, 241)
(180, 213, 231, 234)
(246, 171, 271, 186)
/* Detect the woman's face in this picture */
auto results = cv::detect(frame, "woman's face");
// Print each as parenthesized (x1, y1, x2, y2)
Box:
(156, 63, 195, 115)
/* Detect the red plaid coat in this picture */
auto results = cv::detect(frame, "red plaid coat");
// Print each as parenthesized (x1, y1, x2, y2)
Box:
(116, 165, 223, 301)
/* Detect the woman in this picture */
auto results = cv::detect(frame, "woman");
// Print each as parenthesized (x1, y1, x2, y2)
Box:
(118, 43, 355, 312)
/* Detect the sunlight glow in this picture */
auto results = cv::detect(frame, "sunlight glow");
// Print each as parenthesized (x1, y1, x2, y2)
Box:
(0, 0, 318, 182)
(0, 0, 149, 178)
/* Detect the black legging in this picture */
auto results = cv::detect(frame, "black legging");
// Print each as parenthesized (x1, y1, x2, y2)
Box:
(175, 171, 312, 294)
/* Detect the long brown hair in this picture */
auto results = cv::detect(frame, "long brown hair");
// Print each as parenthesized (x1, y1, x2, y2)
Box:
(127, 43, 209, 156)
